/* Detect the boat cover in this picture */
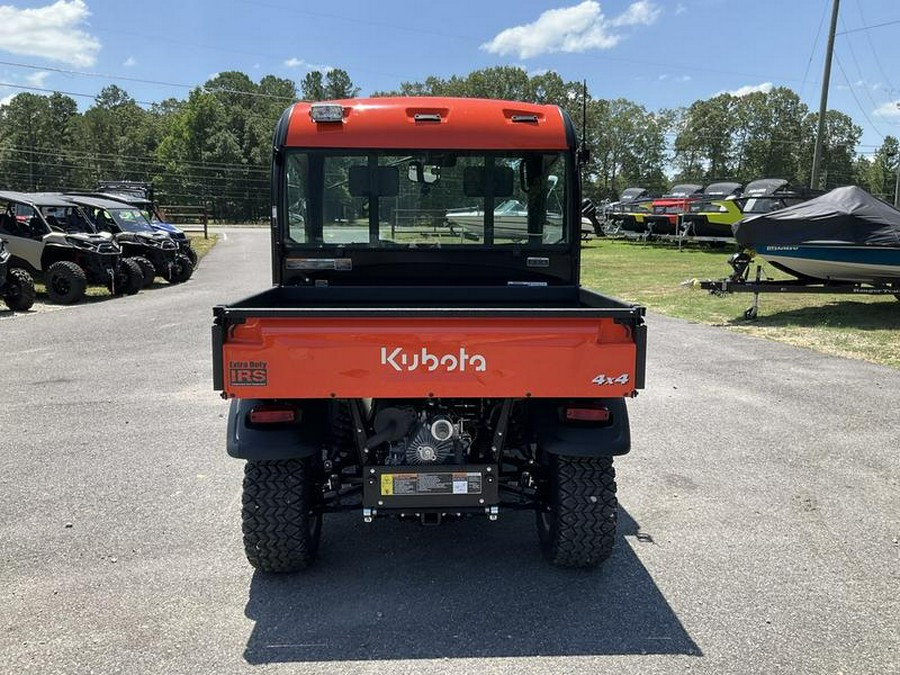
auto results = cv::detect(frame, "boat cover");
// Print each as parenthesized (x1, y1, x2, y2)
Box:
(704, 182, 742, 197)
(743, 178, 789, 196)
(733, 186, 900, 247)
(666, 184, 703, 198)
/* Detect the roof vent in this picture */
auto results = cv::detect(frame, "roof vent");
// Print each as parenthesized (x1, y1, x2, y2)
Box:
(511, 114, 539, 124)
(414, 113, 442, 122)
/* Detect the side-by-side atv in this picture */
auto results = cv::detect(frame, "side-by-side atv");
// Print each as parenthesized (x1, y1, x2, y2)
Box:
(212, 98, 647, 571)
(63, 195, 193, 286)
(0, 236, 35, 311)
(92, 182, 199, 268)
(0, 191, 142, 303)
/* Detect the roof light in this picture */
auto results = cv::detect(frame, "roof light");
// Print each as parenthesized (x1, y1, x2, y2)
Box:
(309, 104, 344, 123)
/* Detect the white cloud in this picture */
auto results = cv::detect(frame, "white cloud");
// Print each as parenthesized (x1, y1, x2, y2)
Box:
(609, 0, 661, 27)
(284, 57, 333, 72)
(723, 82, 774, 97)
(874, 101, 900, 120)
(0, 93, 14, 107)
(658, 74, 691, 83)
(25, 71, 51, 87)
(0, 0, 100, 67)
(675, 3, 687, 14)
(123, 56, 136, 67)
(481, 0, 660, 59)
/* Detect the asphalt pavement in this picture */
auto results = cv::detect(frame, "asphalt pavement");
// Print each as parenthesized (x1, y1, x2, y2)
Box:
(1, 228, 897, 675)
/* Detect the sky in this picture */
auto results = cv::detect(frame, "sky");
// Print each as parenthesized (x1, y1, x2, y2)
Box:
(0, 0, 899, 157)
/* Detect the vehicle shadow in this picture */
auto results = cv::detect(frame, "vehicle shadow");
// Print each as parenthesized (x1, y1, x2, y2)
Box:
(242, 507, 700, 663)
(726, 298, 900, 329)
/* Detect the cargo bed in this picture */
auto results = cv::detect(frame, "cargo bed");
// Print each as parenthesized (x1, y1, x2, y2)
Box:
(213, 285, 646, 400)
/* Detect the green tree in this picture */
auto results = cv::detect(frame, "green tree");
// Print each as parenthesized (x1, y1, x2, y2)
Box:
(73, 85, 156, 186)
(859, 136, 898, 200)
(0, 92, 79, 190)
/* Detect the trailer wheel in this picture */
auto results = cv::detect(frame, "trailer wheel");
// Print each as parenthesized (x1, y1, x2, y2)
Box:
(3, 268, 36, 311)
(45, 261, 87, 304)
(242, 459, 322, 573)
(536, 454, 617, 568)
(131, 257, 156, 287)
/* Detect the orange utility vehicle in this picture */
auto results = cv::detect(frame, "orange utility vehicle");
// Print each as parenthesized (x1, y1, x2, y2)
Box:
(213, 98, 647, 571)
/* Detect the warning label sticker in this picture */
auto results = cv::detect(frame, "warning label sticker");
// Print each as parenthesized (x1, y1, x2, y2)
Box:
(381, 472, 482, 497)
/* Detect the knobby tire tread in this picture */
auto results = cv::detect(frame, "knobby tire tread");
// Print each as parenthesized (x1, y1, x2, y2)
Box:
(540, 455, 617, 568)
(242, 459, 320, 573)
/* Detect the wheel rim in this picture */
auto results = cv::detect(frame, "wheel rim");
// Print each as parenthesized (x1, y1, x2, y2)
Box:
(52, 276, 70, 296)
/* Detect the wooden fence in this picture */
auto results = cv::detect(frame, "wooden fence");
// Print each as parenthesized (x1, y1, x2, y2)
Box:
(159, 205, 209, 238)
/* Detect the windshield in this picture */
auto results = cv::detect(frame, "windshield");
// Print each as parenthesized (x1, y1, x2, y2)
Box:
(110, 208, 155, 233)
(80, 205, 155, 233)
(284, 151, 571, 247)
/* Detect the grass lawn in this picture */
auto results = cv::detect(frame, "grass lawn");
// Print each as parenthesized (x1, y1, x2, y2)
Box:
(581, 238, 900, 369)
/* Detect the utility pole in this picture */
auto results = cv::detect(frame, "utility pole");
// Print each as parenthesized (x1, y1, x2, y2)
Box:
(894, 158, 899, 208)
(810, 0, 840, 190)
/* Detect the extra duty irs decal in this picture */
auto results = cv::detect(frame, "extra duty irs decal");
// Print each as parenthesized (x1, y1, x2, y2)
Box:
(229, 360, 268, 386)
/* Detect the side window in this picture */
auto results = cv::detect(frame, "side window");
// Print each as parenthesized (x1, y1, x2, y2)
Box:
(0, 205, 16, 236)
(286, 153, 309, 243)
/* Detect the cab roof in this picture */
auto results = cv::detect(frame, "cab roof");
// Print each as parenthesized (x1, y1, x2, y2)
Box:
(0, 190, 74, 208)
(281, 97, 573, 151)
(62, 194, 137, 210)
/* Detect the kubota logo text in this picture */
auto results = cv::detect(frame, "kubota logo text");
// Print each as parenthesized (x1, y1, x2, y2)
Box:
(380, 347, 487, 372)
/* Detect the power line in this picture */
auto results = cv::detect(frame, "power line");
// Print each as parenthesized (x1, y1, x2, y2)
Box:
(0, 60, 298, 102)
(0, 81, 156, 106)
(836, 18, 900, 35)
(852, 0, 898, 97)
(833, 51, 884, 142)
(801, 0, 832, 97)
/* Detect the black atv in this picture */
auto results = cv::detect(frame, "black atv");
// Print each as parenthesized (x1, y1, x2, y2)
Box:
(0, 236, 35, 311)
(0, 191, 142, 304)
(63, 195, 193, 286)
(93, 182, 198, 268)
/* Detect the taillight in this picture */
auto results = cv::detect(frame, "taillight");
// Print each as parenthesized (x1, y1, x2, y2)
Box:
(564, 406, 610, 423)
(248, 405, 297, 425)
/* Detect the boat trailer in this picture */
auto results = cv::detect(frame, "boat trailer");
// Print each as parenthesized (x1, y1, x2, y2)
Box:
(695, 253, 900, 320)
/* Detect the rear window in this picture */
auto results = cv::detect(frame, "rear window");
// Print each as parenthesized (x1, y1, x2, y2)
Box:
(284, 150, 571, 248)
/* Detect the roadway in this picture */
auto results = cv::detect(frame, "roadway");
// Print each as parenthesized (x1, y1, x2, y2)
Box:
(1, 227, 897, 674)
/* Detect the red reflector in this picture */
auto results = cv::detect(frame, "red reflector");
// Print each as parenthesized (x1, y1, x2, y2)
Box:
(565, 407, 610, 422)
(249, 407, 296, 424)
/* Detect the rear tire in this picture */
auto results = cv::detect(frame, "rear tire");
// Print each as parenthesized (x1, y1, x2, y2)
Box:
(536, 454, 617, 568)
(45, 261, 87, 304)
(3, 268, 36, 311)
(242, 459, 322, 573)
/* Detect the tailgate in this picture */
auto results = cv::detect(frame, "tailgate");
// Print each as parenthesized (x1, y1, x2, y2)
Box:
(214, 310, 645, 399)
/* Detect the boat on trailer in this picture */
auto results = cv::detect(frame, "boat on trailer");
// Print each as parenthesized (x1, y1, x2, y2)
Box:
(696, 186, 900, 318)
(734, 185, 900, 283)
